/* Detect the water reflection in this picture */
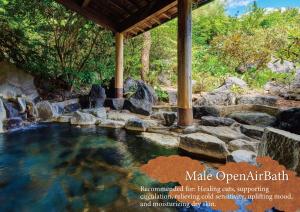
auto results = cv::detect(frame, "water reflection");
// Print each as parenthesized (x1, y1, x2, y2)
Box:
(0, 124, 178, 211)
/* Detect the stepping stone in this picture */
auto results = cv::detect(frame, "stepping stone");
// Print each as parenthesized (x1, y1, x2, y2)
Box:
(201, 116, 235, 127)
(140, 132, 179, 148)
(198, 126, 249, 143)
(180, 133, 229, 160)
(228, 111, 276, 127)
(97, 120, 125, 129)
(228, 139, 256, 152)
(240, 125, 264, 139)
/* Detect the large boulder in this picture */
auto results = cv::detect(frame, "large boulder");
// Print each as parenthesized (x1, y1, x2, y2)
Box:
(124, 79, 157, 116)
(0, 61, 39, 100)
(264, 81, 288, 95)
(104, 98, 125, 110)
(52, 99, 80, 114)
(198, 126, 249, 143)
(267, 58, 295, 73)
(180, 133, 229, 160)
(36, 101, 57, 120)
(194, 91, 236, 106)
(236, 95, 278, 106)
(214, 77, 247, 93)
(0, 98, 7, 121)
(228, 111, 276, 127)
(193, 106, 220, 119)
(70, 111, 96, 125)
(274, 108, 300, 135)
(151, 111, 176, 126)
(89, 84, 106, 108)
(258, 127, 300, 174)
(201, 116, 235, 127)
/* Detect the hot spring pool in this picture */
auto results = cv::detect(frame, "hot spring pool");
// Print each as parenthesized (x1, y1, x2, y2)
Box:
(0, 124, 183, 212)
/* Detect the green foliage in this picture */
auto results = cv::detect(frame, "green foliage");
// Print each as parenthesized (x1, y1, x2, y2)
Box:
(0, 0, 299, 93)
(155, 87, 169, 102)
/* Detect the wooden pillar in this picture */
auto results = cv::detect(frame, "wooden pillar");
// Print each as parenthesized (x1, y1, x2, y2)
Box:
(177, 0, 193, 126)
(115, 32, 124, 98)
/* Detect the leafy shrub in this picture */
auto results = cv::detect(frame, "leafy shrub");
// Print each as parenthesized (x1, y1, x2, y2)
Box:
(155, 87, 169, 102)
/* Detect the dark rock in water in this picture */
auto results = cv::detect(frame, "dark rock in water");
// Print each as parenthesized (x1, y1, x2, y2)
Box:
(201, 116, 235, 127)
(228, 112, 276, 127)
(104, 98, 124, 110)
(274, 108, 300, 135)
(193, 106, 220, 119)
(236, 95, 278, 106)
(89, 84, 106, 108)
(5, 117, 23, 130)
(240, 125, 264, 139)
(258, 127, 300, 174)
(3, 101, 19, 118)
(163, 112, 177, 126)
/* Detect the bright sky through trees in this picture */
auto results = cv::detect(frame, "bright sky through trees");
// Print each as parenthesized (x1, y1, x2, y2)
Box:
(225, 0, 300, 16)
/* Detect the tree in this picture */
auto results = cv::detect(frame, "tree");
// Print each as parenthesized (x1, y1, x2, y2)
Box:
(140, 31, 151, 82)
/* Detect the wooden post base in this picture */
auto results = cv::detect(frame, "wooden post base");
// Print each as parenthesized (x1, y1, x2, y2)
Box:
(178, 108, 193, 126)
(115, 88, 123, 98)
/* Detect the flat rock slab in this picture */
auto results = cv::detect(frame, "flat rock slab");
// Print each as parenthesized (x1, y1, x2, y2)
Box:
(71, 111, 96, 125)
(258, 127, 300, 175)
(241, 125, 264, 139)
(227, 150, 257, 165)
(228, 139, 256, 152)
(56, 115, 72, 123)
(201, 116, 235, 127)
(140, 132, 179, 148)
(107, 112, 137, 122)
(236, 95, 278, 106)
(180, 133, 229, 160)
(228, 111, 276, 127)
(125, 118, 150, 132)
(97, 119, 125, 129)
(198, 126, 249, 143)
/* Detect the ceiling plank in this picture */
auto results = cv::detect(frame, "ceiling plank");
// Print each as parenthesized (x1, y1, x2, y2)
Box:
(119, 0, 177, 32)
(56, 0, 118, 32)
(82, 0, 92, 7)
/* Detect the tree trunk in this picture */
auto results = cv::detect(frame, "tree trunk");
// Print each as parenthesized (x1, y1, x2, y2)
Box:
(140, 31, 151, 82)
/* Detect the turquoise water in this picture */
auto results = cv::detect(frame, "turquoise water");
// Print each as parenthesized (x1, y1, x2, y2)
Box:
(0, 124, 179, 212)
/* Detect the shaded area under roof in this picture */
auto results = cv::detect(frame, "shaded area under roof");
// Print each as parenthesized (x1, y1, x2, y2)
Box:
(56, 0, 212, 37)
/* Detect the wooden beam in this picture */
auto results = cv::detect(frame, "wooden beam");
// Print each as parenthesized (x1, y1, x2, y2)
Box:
(119, 0, 177, 32)
(82, 0, 92, 7)
(177, 0, 193, 126)
(56, 0, 118, 32)
(115, 33, 124, 98)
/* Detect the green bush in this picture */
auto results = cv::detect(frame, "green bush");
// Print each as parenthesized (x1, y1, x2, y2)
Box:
(155, 87, 169, 102)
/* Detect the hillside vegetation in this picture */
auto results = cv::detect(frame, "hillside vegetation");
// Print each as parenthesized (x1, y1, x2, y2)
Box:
(0, 0, 299, 92)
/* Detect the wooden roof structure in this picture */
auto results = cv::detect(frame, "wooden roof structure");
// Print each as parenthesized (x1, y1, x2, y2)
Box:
(56, 0, 212, 37)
